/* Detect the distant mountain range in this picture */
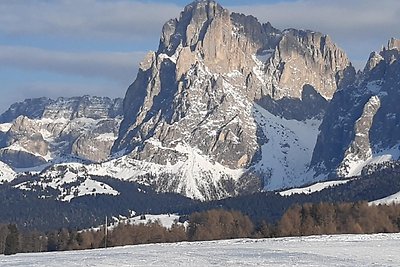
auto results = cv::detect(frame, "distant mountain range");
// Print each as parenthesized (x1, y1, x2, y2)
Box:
(0, 0, 399, 212)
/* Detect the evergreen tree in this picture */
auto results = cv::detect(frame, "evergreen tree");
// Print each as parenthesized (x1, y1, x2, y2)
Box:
(4, 224, 19, 255)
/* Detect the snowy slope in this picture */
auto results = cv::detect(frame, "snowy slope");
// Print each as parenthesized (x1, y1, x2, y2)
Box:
(344, 145, 400, 178)
(0, 161, 16, 183)
(253, 104, 321, 190)
(14, 163, 119, 201)
(88, 213, 184, 232)
(0, 123, 12, 132)
(111, 214, 183, 229)
(86, 103, 322, 200)
(279, 179, 351, 196)
(9, 100, 323, 201)
(369, 191, 400, 205)
(1, 233, 399, 267)
(88, 153, 245, 201)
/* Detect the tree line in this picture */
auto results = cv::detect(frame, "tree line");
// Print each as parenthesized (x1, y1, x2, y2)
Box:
(2, 202, 400, 255)
(2, 163, 400, 233)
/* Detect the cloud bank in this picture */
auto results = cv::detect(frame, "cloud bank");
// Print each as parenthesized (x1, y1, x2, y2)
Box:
(0, 45, 146, 82)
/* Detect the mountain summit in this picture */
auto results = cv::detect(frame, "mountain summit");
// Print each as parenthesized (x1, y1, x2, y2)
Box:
(110, 0, 354, 199)
(0, 96, 122, 168)
(311, 38, 400, 178)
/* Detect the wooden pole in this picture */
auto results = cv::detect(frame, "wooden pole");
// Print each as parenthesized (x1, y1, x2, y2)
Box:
(105, 216, 108, 248)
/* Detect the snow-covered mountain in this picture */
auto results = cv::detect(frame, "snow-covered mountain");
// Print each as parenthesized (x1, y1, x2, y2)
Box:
(0, 1, 399, 202)
(0, 96, 123, 169)
(108, 0, 352, 200)
(311, 38, 400, 178)
(13, 163, 120, 202)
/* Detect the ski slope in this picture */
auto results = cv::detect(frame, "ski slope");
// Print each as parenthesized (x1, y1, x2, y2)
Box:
(1, 233, 399, 266)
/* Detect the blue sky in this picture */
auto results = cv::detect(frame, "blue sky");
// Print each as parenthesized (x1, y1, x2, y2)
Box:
(0, 0, 399, 112)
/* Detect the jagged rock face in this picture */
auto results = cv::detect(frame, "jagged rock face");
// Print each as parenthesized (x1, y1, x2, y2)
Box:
(71, 119, 121, 162)
(261, 29, 353, 100)
(0, 149, 47, 169)
(113, 0, 353, 199)
(0, 97, 52, 123)
(311, 38, 400, 177)
(0, 96, 123, 168)
(42, 96, 122, 120)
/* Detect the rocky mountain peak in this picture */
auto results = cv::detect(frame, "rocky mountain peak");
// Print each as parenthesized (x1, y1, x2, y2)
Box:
(0, 96, 123, 123)
(42, 95, 123, 120)
(0, 97, 52, 123)
(363, 38, 400, 81)
(0, 96, 123, 168)
(387, 38, 400, 51)
(112, 1, 355, 199)
(159, 0, 226, 57)
(311, 38, 400, 178)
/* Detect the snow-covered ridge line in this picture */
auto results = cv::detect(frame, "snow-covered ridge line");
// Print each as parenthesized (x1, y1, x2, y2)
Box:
(87, 213, 185, 232)
(14, 163, 119, 201)
(278, 179, 351, 196)
(342, 144, 400, 178)
(369, 191, 400, 206)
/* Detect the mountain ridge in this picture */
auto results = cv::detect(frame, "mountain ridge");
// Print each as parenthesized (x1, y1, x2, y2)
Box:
(0, 96, 123, 169)
(110, 0, 354, 199)
(0, 0, 398, 202)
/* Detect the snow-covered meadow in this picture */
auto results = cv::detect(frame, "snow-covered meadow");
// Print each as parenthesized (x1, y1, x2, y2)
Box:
(1, 233, 399, 266)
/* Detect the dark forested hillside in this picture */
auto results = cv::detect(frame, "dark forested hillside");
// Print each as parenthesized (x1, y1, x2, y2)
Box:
(0, 163, 399, 231)
(0, 177, 196, 231)
(200, 163, 400, 223)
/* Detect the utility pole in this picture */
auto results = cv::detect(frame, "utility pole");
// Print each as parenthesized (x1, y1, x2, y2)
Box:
(105, 215, 108, 249)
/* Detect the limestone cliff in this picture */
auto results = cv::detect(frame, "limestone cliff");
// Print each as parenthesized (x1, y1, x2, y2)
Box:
(112, 0, 353, 199)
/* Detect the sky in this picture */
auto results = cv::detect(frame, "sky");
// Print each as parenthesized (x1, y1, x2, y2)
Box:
(0, 0, 399, 112)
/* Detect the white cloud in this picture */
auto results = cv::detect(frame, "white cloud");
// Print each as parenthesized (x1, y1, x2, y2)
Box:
(0, 0, 182, 42)
(0, 45, 146, 82)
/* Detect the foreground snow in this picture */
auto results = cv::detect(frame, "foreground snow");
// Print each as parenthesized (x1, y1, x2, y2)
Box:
(1, 233, 399, 267)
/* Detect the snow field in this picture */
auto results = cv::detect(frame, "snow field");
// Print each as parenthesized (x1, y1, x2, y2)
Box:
(279, 179, 351, 196)
(369, 191, 400, 205)
(1, 233, 399, 267)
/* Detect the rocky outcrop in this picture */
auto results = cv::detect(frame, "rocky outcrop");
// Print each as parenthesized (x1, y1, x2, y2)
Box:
(260, 29, 353, 101)
(0, 96, 123, 168)
(112, 0, 353, 199)
(41, 96, 122, 120)
(0, 97, 52, 123)
(0, 149, 47, 169)
(311, 38, 400, 177)
(71, 119, 121, 162)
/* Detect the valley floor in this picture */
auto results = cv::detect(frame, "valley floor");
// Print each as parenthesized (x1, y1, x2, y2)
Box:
(1, 233, 399, 266)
